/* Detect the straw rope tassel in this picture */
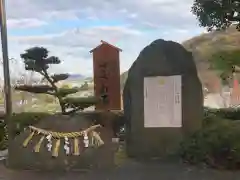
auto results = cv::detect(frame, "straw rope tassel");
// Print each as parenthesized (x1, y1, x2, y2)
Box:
(92, 131, 104, 146)
(73, 138, 80, 156)
(34, 136, 45, 153)
(52, 139, 61, 157)
(90, 132, 95, 146)
(23, 132, 35, 147)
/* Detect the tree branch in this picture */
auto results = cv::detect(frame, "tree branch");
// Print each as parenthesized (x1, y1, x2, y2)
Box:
(63, 107, 83, 115)
(42, 69, 66, 113)
(45, 92, 55, 96)
(38, 71, 45, 77)
(42, 69, 57, 89)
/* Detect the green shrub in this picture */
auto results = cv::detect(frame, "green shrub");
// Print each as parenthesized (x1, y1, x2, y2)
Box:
(0, 112, 51, 150)
(204, 107, 240, 120)
(179, 118, 240, 170)
(11, 112, 51, 135)
(0, 121, 6, 149)
(0, 123, 7, 150)
(45, 96, 56, 103)
(0, 96, 4, 104)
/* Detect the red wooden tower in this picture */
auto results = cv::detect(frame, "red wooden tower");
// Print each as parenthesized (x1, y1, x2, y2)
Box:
(90, 40, 122, 110)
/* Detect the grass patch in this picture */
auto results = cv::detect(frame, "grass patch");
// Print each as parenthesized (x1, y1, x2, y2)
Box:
(114, 143, 128, 167)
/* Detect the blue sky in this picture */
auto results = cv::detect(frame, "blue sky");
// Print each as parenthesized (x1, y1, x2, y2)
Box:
(3, 0, 205, 79)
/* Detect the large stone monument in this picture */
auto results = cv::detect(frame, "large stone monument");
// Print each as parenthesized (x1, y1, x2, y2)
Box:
(123, 39, 203, 158)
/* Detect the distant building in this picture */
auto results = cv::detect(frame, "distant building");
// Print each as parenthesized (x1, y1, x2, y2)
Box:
(204, 74, 240, 109)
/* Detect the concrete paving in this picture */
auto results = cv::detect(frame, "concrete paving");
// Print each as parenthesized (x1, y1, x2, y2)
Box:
(0, 160, 240, 180)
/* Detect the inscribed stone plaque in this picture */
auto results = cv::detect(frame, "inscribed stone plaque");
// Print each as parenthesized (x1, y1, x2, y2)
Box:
(144, 75, 182, 128)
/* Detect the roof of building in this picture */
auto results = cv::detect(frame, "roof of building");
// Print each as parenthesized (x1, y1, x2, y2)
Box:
(90, 40, 122, 53)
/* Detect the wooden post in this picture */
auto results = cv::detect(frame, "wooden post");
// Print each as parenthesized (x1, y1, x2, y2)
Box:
(90, 40, 122, 110)
(0, 0, 13, 166)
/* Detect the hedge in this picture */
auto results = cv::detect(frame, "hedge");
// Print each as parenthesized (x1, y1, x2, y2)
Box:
(180, 113, 240, 170)
(204, 107, 240, 121)
(0, 112, 51, 150)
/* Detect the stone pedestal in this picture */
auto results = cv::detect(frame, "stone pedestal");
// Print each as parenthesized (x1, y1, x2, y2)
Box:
(8, 114, 117, 171)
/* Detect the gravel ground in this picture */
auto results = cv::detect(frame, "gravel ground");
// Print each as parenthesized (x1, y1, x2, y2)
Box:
(1, 159, 240, 180)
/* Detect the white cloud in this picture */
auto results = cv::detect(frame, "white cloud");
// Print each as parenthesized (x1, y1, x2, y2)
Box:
(10, 25, 143, 49)
(3, 0, 205, 77)
(6, 0, 197, 28)
(8, 25, 147, 76)
(8, 18, 47, 29)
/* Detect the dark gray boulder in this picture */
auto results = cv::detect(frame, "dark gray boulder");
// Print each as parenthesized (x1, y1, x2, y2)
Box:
(123, 39, 203, 159)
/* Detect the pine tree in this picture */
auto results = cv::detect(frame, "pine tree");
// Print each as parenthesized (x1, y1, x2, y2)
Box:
(15, 47, 105, 115)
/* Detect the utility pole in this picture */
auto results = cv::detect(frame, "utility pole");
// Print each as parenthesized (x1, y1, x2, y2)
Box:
(0, 0, 13, 166)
